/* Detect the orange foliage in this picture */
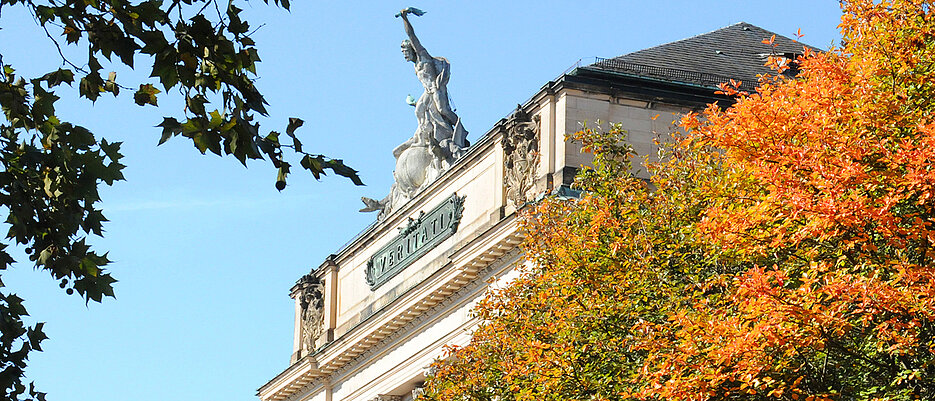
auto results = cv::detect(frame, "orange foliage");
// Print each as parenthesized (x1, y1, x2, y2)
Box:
(425, 1, 935, 400)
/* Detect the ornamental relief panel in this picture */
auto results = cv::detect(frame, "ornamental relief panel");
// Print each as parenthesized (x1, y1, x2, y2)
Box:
(296, 274, 324, 352)
(501, 105, 540, 208)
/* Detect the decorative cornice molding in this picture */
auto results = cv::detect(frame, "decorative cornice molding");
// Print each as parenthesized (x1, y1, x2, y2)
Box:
(334, 247, 520, 378)
(257, 356, 319, 401)
(260, 224, 524, 401)
(283, 246, 522, 401)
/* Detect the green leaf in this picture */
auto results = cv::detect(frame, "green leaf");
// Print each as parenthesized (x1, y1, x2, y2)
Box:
(186, 94, 207, 115)
(88, 55, 102, 73)
(133, 83, 160, 106)
(30, 82, 59, 119)
(151, 47, 179, 90)
(300, 154, 322, 179)
(41, 69, 75, 87)
(325, 159, 363, 186)
(139, 30, 170, 55)
(82, 209, 108, 236)
(208, 110, 223, 129)
(227, 5, 250, 35)
(0, 249, 15, 269)
(286, 117, 303, 136)
(285, 117, 303, 152)
(100, 138, 124, 162)
(192, 131, 210, 154)
(191, 130, 222, 156)
(80, 258, 99, 277)
(64, 26, 81, 44)
(156, 117, 181, 145)
(35, 5, 55, 24)
(113, 36, 140, 68)
(26, 323, 47, 351)
(79, 73, 104, 102)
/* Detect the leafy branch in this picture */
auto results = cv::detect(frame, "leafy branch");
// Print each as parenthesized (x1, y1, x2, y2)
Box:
(0, 0, 363, 398)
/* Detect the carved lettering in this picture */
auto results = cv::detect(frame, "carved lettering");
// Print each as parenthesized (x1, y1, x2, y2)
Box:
(365, 194, 465, 290)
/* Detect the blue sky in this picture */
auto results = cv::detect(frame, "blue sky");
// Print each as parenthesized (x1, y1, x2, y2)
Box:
(0, 2, 843, 400)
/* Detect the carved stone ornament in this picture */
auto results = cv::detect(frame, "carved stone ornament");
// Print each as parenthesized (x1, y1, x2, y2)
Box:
(296, 274, 324, 352)
(502, 105, 540, 207)
(361, 9, 470, 219)
(368, 395, 402, 401)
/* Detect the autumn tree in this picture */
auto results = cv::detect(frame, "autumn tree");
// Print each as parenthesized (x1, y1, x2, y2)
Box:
(0, 0, 362, 399)
(424, 125, 736, 401)
(424, 0, 935, 400)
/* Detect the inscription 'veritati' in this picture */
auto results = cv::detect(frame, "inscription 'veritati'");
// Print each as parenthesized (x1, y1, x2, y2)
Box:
(365, 194, 465, 290)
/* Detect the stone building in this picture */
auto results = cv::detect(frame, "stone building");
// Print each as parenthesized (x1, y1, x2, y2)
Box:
(258, 22, 812, 401)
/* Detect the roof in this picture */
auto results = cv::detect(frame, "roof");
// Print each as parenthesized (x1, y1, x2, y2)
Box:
(587, 22, 820, 92)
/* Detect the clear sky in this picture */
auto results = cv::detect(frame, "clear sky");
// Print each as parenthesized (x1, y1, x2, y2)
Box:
(0, 2, 843, 400)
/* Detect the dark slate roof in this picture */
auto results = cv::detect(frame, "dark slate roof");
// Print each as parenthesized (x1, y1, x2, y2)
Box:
(587, 22, 820, 92)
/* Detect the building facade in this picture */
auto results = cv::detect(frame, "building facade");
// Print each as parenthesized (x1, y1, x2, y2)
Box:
(258, 22, 810, 401)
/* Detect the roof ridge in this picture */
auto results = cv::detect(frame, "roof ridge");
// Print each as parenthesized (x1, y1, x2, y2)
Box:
(616, 21, 755, 58)
(735, 23, 808, 51)
(596, 22, 818, 93)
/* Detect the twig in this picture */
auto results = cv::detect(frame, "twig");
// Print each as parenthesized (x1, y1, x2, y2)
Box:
(166, 0, 179, 18)
(213, 0, 222, 26)
(246, 22, 265, 37)
(26, 0, 88, 73)
(41, 23, 87, 73)
(194, 0, 212, 19)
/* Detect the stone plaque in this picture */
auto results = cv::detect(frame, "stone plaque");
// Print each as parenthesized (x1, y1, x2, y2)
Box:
(366, 194, 465, 290)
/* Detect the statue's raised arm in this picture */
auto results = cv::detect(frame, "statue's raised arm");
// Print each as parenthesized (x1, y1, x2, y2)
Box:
(362, 7, 469, 219)
(398, 8, 429, 60)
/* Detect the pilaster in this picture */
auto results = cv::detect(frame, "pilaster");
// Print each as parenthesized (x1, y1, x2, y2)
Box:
(318, 254, 339, 348)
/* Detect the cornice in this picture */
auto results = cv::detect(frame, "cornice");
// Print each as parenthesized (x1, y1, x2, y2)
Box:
(259, 214, 525, 401)
(257, 356, 318, 401)
(318, 247, 521, 401)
